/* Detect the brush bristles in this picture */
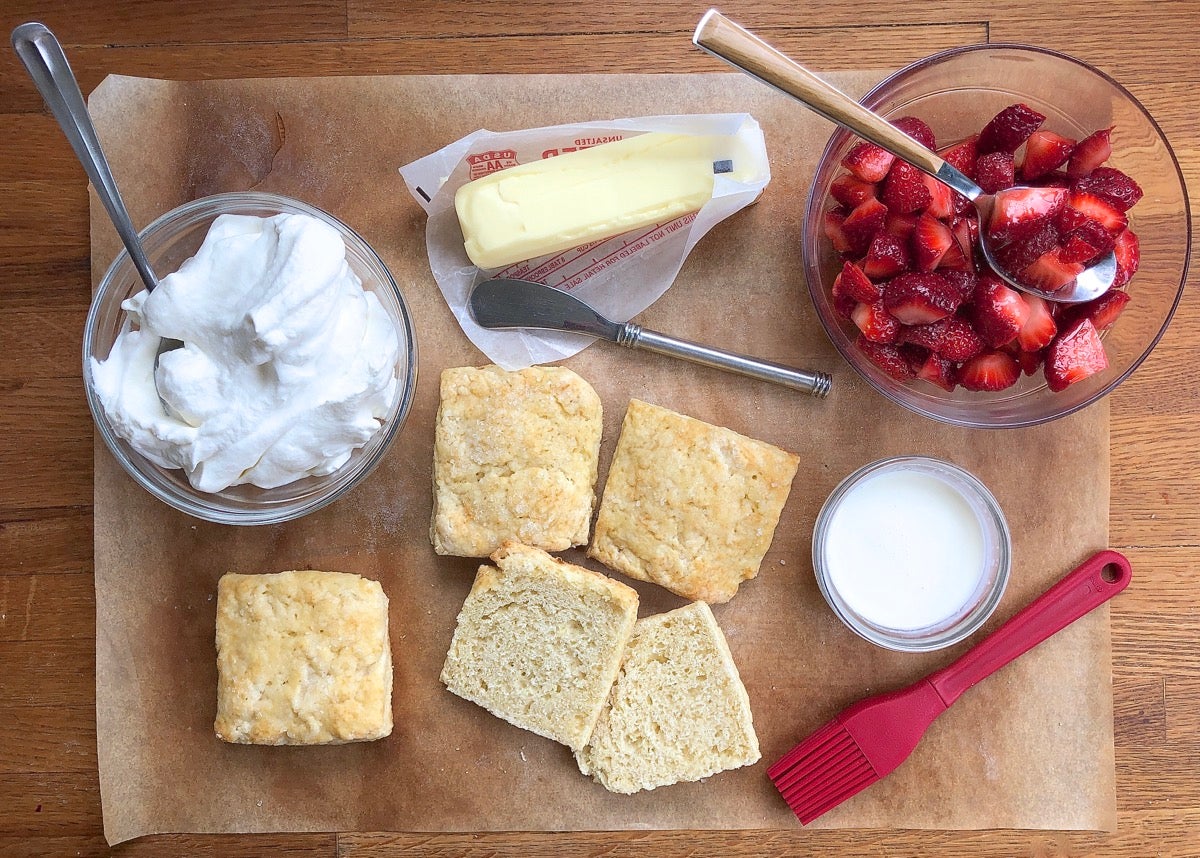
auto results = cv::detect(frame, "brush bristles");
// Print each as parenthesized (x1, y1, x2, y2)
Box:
(768, 720, 880, 824)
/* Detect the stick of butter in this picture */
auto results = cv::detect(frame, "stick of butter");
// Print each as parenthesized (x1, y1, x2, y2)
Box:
(454, 132, 741, 270)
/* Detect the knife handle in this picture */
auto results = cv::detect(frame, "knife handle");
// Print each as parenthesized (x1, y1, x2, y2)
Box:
(618, 324, 832, 397)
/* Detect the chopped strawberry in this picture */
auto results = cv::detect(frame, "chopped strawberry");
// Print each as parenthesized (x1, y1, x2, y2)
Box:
(1058, 219, 1114, 265)
(959, 350, 1021, 391)
(975, 151, 1016, 193)
(1034, 170, 1073, 189)
(970, 275, 1031, 347)
(901, 316, 984, 361)
(1072, 166, 1143, 212)
(883, 271, 962, 324)
(841, 197, 889, 255)
(978, 103, 1046, 154)
(1021, 249, 1085, 292)
(885, 212, 920, 239)
(842, 141, 896, 182)
(892, 116, 937, 150)
(824, 210, 854, 253)
(988, 186, 1067, 242)
(1020, 130, 1076, 180)
(834, 260, 881, 304)
(1044, 318, 1109, 391)
(861, 232, 910, 279)
(939, 135, 979, 179)
(940, 270, 978, 304)
(1016, 295, 1057, 351)
(991, 218, 1059, 275)
(882, 161, 932, 214)
(917, 354, 956, 391)
(921, 174, 957, 219)
(830, 174, 879, 208)
(830, 274, 858, 319)
(857, 336, 915, 380)
(1112, 228, 1140, 289)
(912, 213, 955, 271)
(1067, 127, 1113, 179)
(852, 301, 902, 344)
(1015, 348, 1044, 376)
(937, 238, 973, 272)
(1063, 289, 1131, 332)
(1060, 191, 1129, 235)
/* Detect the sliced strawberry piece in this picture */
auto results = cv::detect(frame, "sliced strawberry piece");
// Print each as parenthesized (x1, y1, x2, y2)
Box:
(959, 350, 1021, 391)
(939, 135, 979, 179)
(991, 218, 1059, 275)
(841, 197, 889, 255)
(1112, 228, 1140, 289)
(921, 174, 957, 219)
(1034, 170, 1073, 189)
(1016, 295, 1057, 351)
(970, 275, 1031, 347)
(861, 232, 910, 279)
(1058, 219, 1114, 265)
(1072, 166, 1143, 212)
(885, 212, 920, 239)
(1062, 191, 1128, 235)
(1063, 289, 1131, 332)
(830, 273, 858, 319)
(824, 210, 854, 253)
(892, 116, 937, 150)
(937, 238, 973, 272)
(1016, 348, 1044, 376)
(835, 260, 881, 304)
(912, 213, 955, 271)
(1067, 127, 1113, 179)
(1019, 130, 1076, 180)
(902, 316, 984, 362)
(988, 186, 1067, 242)
(941, 270, 978, 304)
(883, 271, 962, 325)
(1021, 249, 1085, 292)
(831, 174, 878, 209)
(1044, 318, 1109, 391)
(842, 141, 896, 182)
(975, 151, 1016, 193)
(857, 336, 915, 380)
(881, 161, 932, 214)
(917, 354, 956, 391)
(852, 301, 901, 344)
(978, 103, 1046, 154)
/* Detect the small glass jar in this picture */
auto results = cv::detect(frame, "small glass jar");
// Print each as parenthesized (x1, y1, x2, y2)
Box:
(812, 456, 1011, 652)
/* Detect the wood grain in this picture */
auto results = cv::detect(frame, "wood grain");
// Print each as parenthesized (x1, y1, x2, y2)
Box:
(0, 1, 1197, 855)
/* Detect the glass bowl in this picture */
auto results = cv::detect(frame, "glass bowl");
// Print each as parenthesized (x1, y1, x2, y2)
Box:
(84, 192, 418, 525)
(803, 44, 1190, 428)
(812, 456, 1011, 652)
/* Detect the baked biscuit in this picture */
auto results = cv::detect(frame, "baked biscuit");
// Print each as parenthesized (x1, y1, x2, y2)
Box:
(215, 570, 392, 745)
(441, 542, 638, 751)
(431, 365, 603, 557)
(589, 399, 799, 603)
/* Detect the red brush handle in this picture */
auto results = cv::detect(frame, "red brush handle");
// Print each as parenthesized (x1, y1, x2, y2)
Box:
(928, 550, 1131, 707)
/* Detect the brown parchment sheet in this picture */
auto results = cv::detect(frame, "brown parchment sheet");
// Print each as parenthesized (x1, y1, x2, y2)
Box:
(90, 73, 1116, 845)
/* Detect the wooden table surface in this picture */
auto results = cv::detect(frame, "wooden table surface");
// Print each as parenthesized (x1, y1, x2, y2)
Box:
(1, 1, 1197, 855)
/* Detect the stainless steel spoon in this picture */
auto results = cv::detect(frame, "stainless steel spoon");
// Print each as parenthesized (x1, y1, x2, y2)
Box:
(11, 23, 183, 373)
(469, 278, 832, 397)
(692, 10, 1115, 304)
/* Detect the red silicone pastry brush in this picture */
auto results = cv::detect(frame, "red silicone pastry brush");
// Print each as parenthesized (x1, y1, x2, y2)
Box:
(769, 549, 1131, 824)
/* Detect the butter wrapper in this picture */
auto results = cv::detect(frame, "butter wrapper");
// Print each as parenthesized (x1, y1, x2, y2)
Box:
(400, 114, 770, 369)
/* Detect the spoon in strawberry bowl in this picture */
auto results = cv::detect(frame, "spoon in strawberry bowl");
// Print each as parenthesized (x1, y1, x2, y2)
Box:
(692, 10, 1116, 304)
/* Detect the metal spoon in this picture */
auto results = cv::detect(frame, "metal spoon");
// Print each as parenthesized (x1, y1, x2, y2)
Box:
(692, 10, 1115, 304)
(469, 278, 832, 397)
(11, 23, 183, 377)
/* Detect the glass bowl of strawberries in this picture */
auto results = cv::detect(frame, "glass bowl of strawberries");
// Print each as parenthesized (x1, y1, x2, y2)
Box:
(804, 44, 1190, 428)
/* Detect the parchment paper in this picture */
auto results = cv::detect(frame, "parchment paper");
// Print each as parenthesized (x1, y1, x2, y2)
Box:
(90, 73, 1116, 846)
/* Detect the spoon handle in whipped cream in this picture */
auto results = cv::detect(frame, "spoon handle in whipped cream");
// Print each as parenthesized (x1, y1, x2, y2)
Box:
(12, 22, 160, 292)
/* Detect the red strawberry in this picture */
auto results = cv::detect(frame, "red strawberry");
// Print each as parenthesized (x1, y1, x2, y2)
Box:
(882, 161, 932, 214)
(1044, 318, 1109, 391)
(831, 174, 879, 208)
(991, 218, 1059, 275)
(978, 103, 1046, 154)
(1112, 228, 1140, 288)
(843, 141, 896, 182)
(842, 197, 889, 255)
(883, 271, 962, 324)
(861, 232, 911, 279)
(959, 350, 1021, 391)
(1058, 219, 1114, 265)
(1072, 166, 1143, 212)
(902, 316, 984, 361)
(1021, 249, 1085, 292)
(917, 354, 956, 391)
(1015, 348, 1044, 376)
(1061, 191, 1128, 235)
(941, 270, 978, 304)
(1067, 127, 1113, 179)
(1020, 130, 1076, 180)
(988, 186, 1067, 242)
(1016, 295, 1057, 351)
(834, 260, 881, 304)
(852, 301, 902, 344)
(975, 151, 1016, 193)
(921, 174, 957, 219)
(1063, 289, 1131, 332)
(885, 212, 920, 239)
(830, 273, 858, 319)
(970, 275, 1031, 347)
(939, 135, 979, 179)
(1034, 170, 1073, 189)
(857, 336, 915, 380)
(912, 213, 955, 271)
(892, 116, 937, 150)
(824, 210, 854, 253)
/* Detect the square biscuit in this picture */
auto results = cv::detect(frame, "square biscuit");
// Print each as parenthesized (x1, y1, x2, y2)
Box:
(431, 365, 603, 557)
(589, 399, 799, 603)
(441, 542, 639, 751)
(215, 570, 392, 745)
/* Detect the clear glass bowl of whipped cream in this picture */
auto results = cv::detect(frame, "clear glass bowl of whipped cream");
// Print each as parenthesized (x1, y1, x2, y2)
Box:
(84, 192, 417, 525)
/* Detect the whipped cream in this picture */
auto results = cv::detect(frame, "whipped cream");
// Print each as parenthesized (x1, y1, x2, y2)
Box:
(91, 212, 401, 493)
